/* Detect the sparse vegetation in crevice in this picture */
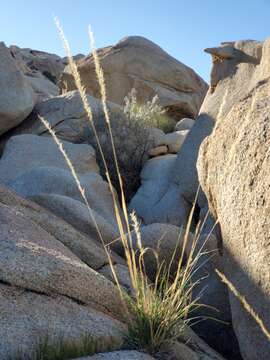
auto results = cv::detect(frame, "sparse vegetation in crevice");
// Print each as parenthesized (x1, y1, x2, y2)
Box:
(12, 334, 102, 360)
(123, 88, 174, 134)
(36, 19, 207, 358)
(120, 206, 206, 356)
(82, 88, 173, 201)
(82, 109, 149, 202)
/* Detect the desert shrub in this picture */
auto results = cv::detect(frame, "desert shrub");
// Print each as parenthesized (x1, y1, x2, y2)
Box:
(83, 90, 171, 201)
(89, 90, 173, 200)
(82, 108, 151, 201)
(123, 88, 173, 133)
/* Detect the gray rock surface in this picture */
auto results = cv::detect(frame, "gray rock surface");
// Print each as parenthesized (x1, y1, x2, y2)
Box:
(10, 45, 66, 83)
(129, 155, 191, 225)
(25, 70, 59, 100)
(164, 130, 188, 153)
(0, 134, 123, 245)
(31, 193, 119, 244)
(128, 223, 193, 278)
(0, 283, 123, 360)
(76, 351, 154, 360)
(60, 36, 208, 121)
(148, 128, 189, 155)
(3, 90, 122, 144)
(0, 42, 35, 135)
(0, 185, 123, 271)
(99, 264, 132, 293)
(197, 38, 270, 360)
(175, 118, 195, 131)
(0, 201, 123, 318)
(0, 134, 98, 184)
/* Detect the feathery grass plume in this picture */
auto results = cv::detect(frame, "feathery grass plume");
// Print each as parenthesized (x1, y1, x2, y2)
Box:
(88, 26, 134, 250)
(216, 269, 270, 342)
(54, 16, 132, 266)
(88, 26, 125, 203)
(54, 17, 124, 229)
(38, 115, 125, 308)
(54, 17, 131, 302)
(52, 19, 207, 355)
(87, 26, 149, 296)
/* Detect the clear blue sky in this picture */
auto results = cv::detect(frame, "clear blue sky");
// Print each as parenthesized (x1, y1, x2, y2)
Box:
(1, 0, 269, 81)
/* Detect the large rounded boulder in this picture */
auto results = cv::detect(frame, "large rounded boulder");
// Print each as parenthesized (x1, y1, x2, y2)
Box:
(0, 42, 35, 135)
(59, 36, 207, 121)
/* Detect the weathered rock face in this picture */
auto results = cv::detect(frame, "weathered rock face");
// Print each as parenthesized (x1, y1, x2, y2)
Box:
(197, 38, 270, 360)
(59, 36, 208, 121)
(10, 45, 65, 83)
(11, 47, 60, 100)
(2, 90, 121, 144)
(99, 264, 132, 294)
(0, 42, 35, 135)
(148, 40, 263, 227)
(25, 70, 59, 101)
(0, 283, 123, 360)
(0, 133, 98, 182)
(173, 39, 263, 206)
(0, 200, 123, 318)
(0, 185, 123, 271)
(129, 155, 191, 225)
(76, 327, 226, 360)
(0, 134, 123, 244)
(129, 39, 267, 359)
(131, 40, 265, 223)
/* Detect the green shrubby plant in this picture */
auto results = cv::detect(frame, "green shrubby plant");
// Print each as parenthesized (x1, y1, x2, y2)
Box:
(84, 89, 171, 200)
(123, 88, 174, 133)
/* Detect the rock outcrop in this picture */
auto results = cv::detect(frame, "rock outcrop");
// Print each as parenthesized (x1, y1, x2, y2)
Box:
(129, 155, 191, 225)
(0, 185, 123, 271)
(197, 38, 270, 360)
(0, 42, 35, 135)
(59, 36, 208, 121)
(130, 39, 269, 359)
(10, 45, 66, 83)
(3, 31, 266, 360)
(0, 199, 123, 317)
(1, 90, 121, 144)
(0, 283, 123, 359)
(175, 117, 195, 131)
(0, 134, 123, 244)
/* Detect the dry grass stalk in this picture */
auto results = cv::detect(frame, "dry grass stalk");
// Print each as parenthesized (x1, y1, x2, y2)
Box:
(54, 17, 132, 302)
(44, 18, 207, 355)
(216, 269, 270, 342)
(38, 115, 125, 305)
